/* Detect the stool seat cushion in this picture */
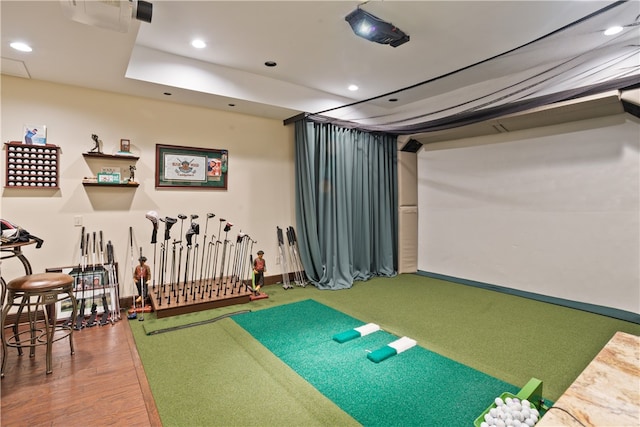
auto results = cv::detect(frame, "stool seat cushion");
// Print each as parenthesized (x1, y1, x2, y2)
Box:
(7, 273, 74, 292)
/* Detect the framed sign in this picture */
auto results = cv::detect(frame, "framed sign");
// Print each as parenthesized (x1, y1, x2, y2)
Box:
(97, 172, 121, 183)
(155, 144, 228, 189)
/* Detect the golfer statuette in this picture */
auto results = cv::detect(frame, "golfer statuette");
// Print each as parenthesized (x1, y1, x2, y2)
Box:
(90, 134, 102, 154)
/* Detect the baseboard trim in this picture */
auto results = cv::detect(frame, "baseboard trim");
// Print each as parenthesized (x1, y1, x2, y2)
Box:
(4, 311, 46, 326)
(417, 270, 640, 325)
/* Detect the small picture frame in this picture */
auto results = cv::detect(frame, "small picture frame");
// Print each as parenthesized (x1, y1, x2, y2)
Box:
(23, 124, 47, 145)
(120, 139, 131, 153)
(97, 172, 121, 183)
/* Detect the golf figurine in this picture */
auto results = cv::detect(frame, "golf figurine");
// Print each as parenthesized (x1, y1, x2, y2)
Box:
(134, 255, 151, 304)
(128, 165, 137, 183)
(253, 250, 266, 295)
(89, 134, 102, 154)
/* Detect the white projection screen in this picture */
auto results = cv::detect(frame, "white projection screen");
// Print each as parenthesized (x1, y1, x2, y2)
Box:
(417, 114, 639, 314)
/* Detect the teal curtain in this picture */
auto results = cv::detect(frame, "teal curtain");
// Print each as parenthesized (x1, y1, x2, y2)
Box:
(294, 120, 398, 290)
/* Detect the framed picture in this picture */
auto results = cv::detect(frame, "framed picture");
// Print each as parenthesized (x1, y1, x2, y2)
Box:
(156, 144, 228, 189)
(120, 139, 131, 153)
(97, 173, 121, 183)
(67, 266, 108, 291)
(23, 124, 47, 145)
(56, 285, 118, 320)
(48, 265, 120, 320)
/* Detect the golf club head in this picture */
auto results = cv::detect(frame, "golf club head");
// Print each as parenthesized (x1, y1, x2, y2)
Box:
(145, 210, 159, 224)
(146, 211, 159, 243)
(164, 217, 177, 240)
(190, 214, 199, 220)
(186, 228, 195, 246)
(190, 222, 200, 235)
(224, 222, 233, 233)
(207, 213, 215, 219)
(178, 214, 187, 220)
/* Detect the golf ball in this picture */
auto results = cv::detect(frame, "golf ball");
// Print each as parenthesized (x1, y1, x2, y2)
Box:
(481, 396, 540, 427)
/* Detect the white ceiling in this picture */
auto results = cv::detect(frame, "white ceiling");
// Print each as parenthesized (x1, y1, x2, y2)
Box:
(2, 1, 639, 129)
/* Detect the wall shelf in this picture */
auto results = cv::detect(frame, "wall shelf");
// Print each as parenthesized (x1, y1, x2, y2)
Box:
(82, 182, 139, 188)
(82, 151, 139, 189)
(82, 152, 139, 161)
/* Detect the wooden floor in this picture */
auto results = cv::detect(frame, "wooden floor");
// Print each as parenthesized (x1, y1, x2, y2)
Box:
(1, 315, 161, 426)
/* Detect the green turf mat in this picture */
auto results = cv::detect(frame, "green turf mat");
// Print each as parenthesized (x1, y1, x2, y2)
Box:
(233, 299, 519, 426)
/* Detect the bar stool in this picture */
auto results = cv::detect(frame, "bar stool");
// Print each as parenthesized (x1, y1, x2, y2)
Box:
(1, 272, 77, 377)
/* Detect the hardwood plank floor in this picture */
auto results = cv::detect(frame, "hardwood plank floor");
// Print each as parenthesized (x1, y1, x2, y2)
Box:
(1, 316, 161, 426)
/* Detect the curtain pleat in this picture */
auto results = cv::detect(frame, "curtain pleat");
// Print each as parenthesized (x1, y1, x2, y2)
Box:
(295, 120, 397, 290)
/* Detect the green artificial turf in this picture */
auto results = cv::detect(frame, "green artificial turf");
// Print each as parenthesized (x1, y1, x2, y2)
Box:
(127, 274, 640, 426)
(232, 299, 519, 426)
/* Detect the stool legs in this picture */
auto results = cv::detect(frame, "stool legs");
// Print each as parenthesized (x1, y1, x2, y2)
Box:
(1, 292, 13, 378)
(1, 288, 77, 377)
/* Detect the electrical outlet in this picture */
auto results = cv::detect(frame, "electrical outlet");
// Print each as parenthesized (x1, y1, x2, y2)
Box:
(74, 216, 83, 226)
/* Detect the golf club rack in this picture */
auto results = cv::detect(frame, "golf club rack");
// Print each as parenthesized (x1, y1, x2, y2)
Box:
(141, 211, 262, 318)
(62, 227, 121, 330)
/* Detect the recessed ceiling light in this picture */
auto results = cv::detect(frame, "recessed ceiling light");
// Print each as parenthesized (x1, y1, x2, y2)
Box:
(604, 26, 623, 36)
(264, 61, 277, 67)
(191, 39, 206, 49)
(10, 42, 32, 52)
(348, 84, 359, 91)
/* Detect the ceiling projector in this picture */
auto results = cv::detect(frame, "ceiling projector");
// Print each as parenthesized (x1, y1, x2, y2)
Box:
(345, 7, 409, 48)
(60, 0, 152, 33)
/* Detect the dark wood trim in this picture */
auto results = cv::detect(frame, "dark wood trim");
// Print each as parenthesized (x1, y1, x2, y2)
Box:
(82, 182, 139, 187)
(121, 314, 163, 426)
(4, 310, 46, 326)
(82, 152, 140, 160)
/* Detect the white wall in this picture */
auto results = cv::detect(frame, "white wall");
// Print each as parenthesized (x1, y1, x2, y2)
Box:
(1, 76, 295, 296)
(417, 114, 640, 314)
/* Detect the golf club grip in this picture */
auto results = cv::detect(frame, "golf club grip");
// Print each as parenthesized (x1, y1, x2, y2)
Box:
(151, 225, 157, 244)
(107, 241, 114, 264)
(80, 226, 85, 257)
(277, 227, 284, 245)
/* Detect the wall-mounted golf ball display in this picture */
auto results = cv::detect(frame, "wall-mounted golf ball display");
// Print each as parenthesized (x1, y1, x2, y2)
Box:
(4, 142, 60, 188)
